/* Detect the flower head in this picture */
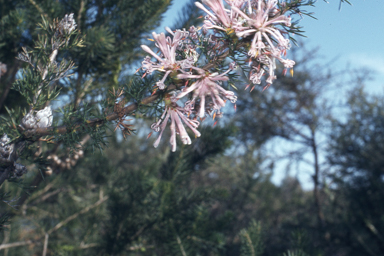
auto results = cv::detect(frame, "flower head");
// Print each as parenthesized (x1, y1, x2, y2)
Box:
(224, 0, 246, 8)
(196, 0, 235, 32)
(197, 0, 294, 85)
(151, 99, 201, 152)
(232, 0, 291, 57)
(141, 28, 194, 89)
(176, 67, 237, 118)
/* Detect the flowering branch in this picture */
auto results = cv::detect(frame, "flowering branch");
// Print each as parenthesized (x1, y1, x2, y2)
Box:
(135, 0, 309, 151)
(0, 0, 315, 182)
(22, 88, 166, 138)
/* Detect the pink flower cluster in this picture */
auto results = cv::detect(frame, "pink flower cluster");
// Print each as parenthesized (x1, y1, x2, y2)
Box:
(151, 97, 201, 152)
(141, 28, 196, 89)
(176, 66, 237, 119)
(197, 0, 294, 86)
(140, 0, 296, 151)
(141, 25, 238, 151)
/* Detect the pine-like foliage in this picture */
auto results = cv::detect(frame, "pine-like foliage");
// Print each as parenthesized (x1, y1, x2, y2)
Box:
(283, 250, 309, 256)
(239, 220, 264, 256)
(327, 87, 384, 256)
(0, 0, 173, 233)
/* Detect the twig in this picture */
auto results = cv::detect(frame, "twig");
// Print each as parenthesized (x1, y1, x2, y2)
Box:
(42, 233, 48, 256)
(79, 242, 98, 249)
(0, 240, 34, 250)
(128, 244, 155, 251)
(1, 225, 11, 256)
(74, 77, 92, 110)
(23, 87, 167, 138)
(243, 231, 255, 256)
(311, 129, 325, 228)
(26, 0, 47, 17)
(24, 180, 56, 204)
(176, 234, 187, 256)
(46, 195, 108, 235)
(33, 49, 58, 106)
(77, 0, 85, 29)
(31, 188, 65, 205)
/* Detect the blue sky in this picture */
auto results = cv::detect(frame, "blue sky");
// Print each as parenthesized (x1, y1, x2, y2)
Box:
(158, 0, 384, 188)
(299, 0, 384, 92)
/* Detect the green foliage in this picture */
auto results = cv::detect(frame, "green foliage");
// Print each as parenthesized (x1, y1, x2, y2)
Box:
(12, 63, 61, 107)
(327, 87, 384, 256)
(0, 0, 174, 246)
(11, 14, 82, 109)
(124, 75, 163, 115)
(99, 125, 235, 255)
(283, 250, 309, 256)
(55, 103, 108, 152)
(239, 220, 264, 256)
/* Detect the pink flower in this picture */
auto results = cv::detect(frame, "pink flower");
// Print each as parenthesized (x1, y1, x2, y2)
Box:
(231, 1, 291, 58)
(196, 0, 294, 86)
(195, 0, 233, 31)
(249, 49, 295, 85)
(224, 0, 246, 8)
(221, 0, 294, 85)
(251, 53, 277, 85)
(249, 68, 265, 85)
(151, 100, 201, 152)
(176, 67, 237, 118)
(141, 28, 193, 89)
